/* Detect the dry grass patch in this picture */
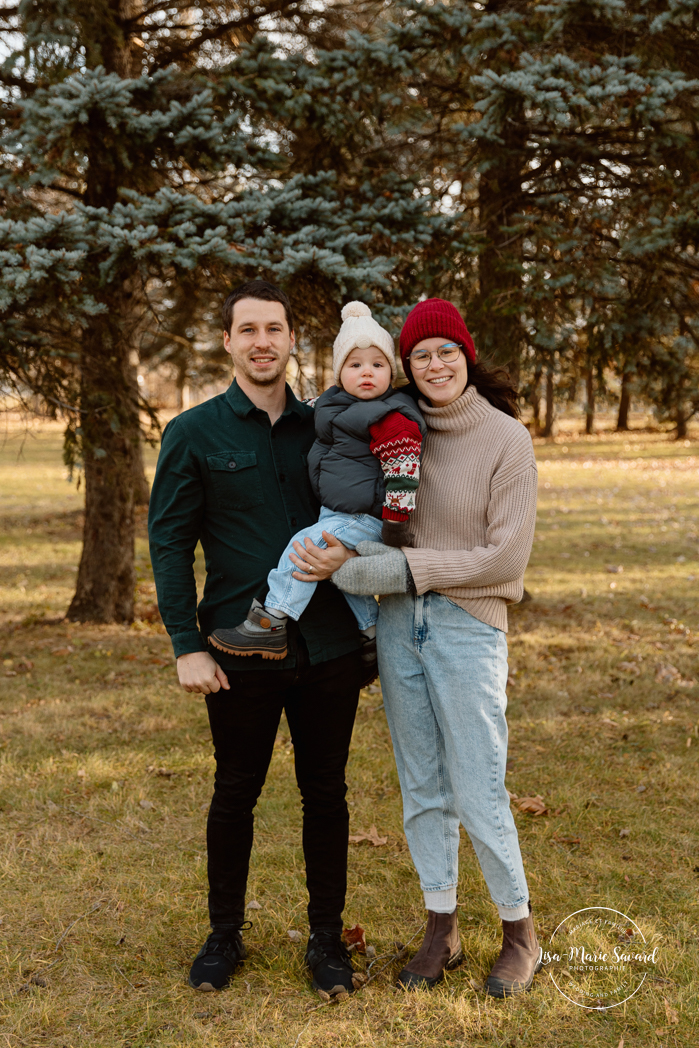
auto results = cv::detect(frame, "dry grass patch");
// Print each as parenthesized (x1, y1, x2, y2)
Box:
(0, 416, 698, 1046)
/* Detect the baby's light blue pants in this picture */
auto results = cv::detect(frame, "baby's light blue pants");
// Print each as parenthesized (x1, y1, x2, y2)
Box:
(265, 505, 383, 630)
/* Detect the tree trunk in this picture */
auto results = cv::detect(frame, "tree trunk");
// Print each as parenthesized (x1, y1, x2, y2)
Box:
(474, 103, 525, 371)
(128, 361, 150, 506)
(132, 436, 151, 506)
(585, 369, 595, 435)
(675, 403, 688, 439)
(315, 344, 326, 397)
(530, 367, 542, 433)
(67, 311, 138, 623)
(541, 370, 555, 437)
(617, 370, 631, 431)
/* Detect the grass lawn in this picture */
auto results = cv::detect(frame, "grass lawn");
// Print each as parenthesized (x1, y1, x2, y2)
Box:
(0, 413, 697, 1047)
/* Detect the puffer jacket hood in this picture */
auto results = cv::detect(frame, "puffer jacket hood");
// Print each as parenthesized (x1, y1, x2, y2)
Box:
(308, 385, 425, 519)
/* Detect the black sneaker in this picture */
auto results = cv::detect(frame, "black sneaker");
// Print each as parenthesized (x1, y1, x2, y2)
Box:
(304, 931, 360, 997)
(209, 599, 288, 660)
(188, 927, 248, 991)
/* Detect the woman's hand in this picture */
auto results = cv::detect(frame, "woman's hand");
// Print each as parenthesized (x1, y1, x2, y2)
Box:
(290, 530, 358, 582)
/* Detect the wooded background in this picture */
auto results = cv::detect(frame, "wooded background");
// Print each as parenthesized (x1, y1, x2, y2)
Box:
(1, 0, 698, 624)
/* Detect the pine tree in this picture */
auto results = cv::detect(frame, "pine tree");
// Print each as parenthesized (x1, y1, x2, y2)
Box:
(0, 0, 436, 622)
(354, 0, 699, 420)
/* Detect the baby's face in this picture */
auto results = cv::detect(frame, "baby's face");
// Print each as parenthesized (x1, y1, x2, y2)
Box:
(339, 346, 392, 399)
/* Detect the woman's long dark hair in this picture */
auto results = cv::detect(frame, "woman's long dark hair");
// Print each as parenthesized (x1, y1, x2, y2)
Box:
(403, 356, 520, 419)
(465, 359, 520, 419)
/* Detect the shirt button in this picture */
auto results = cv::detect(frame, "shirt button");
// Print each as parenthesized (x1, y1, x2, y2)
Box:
(279, 473, 286, 482)
(291, 517, 298, 527)
(227, 460, 236, 470)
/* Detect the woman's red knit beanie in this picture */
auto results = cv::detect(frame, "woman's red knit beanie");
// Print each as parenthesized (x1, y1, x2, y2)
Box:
(399, 298, 476, 370)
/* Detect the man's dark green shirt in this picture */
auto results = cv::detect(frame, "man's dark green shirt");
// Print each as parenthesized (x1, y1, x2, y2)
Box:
(148, 379, 360, 669)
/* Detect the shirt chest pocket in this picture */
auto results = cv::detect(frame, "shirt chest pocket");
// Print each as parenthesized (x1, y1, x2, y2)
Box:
(206, 451, 264, 512)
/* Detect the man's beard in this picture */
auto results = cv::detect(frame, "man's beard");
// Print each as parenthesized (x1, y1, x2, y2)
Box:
(234, 354, 287, 387)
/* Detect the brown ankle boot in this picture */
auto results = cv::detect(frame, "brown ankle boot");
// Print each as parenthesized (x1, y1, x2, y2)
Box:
(397, 909, 463, 990)
(485, 901, 542, 997)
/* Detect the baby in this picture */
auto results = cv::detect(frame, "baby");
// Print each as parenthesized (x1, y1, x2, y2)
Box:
(208, 301, 424, 663)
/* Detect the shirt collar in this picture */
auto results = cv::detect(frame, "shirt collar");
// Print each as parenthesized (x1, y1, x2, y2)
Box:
(225, 378, 307, 420)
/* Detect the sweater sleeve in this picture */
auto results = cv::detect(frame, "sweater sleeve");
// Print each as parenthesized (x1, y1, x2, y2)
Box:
(369, 411, 423, 522)
(404, 465, 538, 593)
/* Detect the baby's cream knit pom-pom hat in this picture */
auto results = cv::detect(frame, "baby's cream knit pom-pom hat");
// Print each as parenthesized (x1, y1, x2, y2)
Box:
(332, 301, 397, 384)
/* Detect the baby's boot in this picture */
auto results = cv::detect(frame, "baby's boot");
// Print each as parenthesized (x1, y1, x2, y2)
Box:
(209, 599, 288, 660)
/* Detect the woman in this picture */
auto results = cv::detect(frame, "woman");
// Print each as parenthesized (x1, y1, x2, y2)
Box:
(290, 298, 540, 997)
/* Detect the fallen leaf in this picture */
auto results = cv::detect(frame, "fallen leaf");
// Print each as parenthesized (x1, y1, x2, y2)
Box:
(77, 768, 86, 778)
(606, 565, 623, 573)
(51, 646, 73, 656)
(342, 924, 366, 954)
(601, 717, 617, 726)
(618, 662, 641, 675)
(617, 1038, 624, 1048)
(619, 828, 630, 838)
(246, 900, 262, 910)
(656, 663, 680, 683)
(139, 799, 154, 810)
(551, 833, 580, 845)
(287, 929, 303, 943)
(366, 945, 376, 959)
(664, 998, 679, 1024)
(509, 793, 549, 816)
(348, 824, 388, 846)
(149, 657, 169, 666)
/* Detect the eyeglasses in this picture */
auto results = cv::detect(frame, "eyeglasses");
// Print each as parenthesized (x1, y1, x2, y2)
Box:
(407, 342, 462, 370)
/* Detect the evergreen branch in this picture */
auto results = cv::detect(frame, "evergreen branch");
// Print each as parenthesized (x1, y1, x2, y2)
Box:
(147, 0, 302, 72)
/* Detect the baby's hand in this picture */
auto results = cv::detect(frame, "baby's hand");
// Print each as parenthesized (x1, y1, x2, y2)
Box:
(381, 519, 411, 548)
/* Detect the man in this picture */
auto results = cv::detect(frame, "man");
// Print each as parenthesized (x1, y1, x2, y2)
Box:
(148, 280, 370, 996)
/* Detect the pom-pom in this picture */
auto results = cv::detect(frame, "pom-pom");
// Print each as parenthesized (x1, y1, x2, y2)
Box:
(341, 301, 372, 321)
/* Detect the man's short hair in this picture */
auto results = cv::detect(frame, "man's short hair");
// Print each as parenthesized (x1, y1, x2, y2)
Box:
(222, 280, 294, 335)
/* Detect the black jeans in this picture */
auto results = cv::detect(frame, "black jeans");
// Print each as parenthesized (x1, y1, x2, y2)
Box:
(204, 643, 362, 934)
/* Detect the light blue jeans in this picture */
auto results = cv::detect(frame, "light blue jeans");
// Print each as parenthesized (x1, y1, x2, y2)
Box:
(265, 506, 383, 629)
(377, 591, 530, 919)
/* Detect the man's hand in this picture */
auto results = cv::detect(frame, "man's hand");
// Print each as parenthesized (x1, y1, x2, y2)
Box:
(290, 531, 358, 582)
(177, 651, 230, 694)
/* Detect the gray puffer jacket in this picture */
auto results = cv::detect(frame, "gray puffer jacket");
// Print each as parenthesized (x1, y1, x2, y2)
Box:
(308, 385, 425, 519)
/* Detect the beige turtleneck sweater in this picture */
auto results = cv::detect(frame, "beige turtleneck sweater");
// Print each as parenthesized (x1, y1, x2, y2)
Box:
(403, 384, 538, 633)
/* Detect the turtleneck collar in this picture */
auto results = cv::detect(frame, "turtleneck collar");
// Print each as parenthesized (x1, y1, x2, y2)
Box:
(418, 383, 492, 432)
